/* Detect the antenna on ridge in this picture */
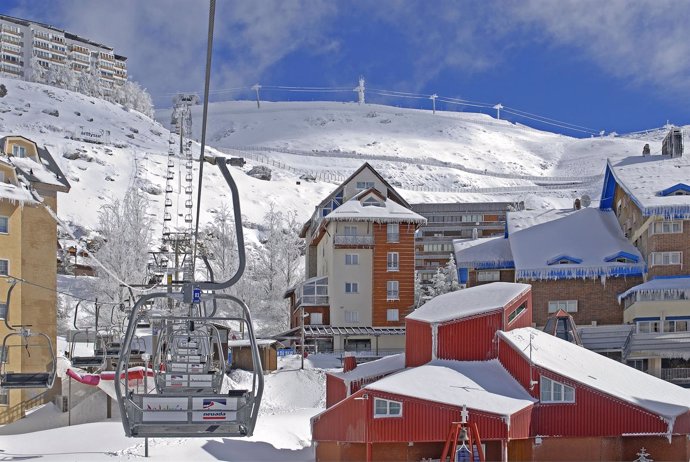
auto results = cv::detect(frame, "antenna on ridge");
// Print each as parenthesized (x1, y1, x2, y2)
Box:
(251, 83, 262, 109)
(354, 76, 365, 105)
(493, 103, 503, 120)
(430, 94, 438, 114)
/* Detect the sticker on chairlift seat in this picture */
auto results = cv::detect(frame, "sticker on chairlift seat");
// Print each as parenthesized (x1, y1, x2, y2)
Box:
(171, 363, 204, 372)
(142, 396, 187, 411)
(192, 410, 237, 422)
(178, 341, 199, 348)
(192, 397, 239, 411)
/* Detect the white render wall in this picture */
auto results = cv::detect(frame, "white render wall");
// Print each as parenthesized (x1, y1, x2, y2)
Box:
(343, 169, 386, 200)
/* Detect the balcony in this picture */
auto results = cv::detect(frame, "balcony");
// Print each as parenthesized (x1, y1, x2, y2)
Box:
(334, 234, 374, 246)
(297, 276, 329, 307)
(1, 27, 22, 37)
(386, 291, 399, 301)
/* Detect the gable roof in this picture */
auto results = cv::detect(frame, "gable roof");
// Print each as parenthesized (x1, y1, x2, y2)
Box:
(509, 208, 645, 280)
(600, 154, 690, 218)
(365, 359, 536, 417)
(0, 136, 70, 192)
(500, 328, 690, 421)
(324, 190, 426, 224)
(406, 282, 530, 324)
(618, 275, 690, 303)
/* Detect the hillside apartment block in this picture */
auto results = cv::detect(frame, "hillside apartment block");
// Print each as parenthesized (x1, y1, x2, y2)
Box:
(283, 163, 426, 354)
(0, 14, 127, 95)
(0, 135, 70, 422)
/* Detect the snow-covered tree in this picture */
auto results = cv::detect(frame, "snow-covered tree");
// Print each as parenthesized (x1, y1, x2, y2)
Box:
(92, 187, 152, 320)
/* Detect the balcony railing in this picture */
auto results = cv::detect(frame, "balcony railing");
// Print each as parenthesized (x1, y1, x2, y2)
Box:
(386, 291, 399, 300)
(334, 235, 374, 246)
(661, 368, 690, 382)
(387, 233, 399, 243)
(300, 294, 329, 306)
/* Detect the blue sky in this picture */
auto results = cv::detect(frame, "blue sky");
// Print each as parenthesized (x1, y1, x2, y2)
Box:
(4, 0, 690, 137)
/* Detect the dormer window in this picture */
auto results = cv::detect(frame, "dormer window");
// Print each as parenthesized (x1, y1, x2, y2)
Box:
(604, 252, 639, 264)
(547, 255, 582, 266)
(362, 196, 383, 207)
(659, 183, 690, 197)
(11, 145, 26, 158)
(356, 181, 375, 190)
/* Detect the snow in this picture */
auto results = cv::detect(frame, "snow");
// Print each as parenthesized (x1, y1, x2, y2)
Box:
(618, 276, 690, 303)
(325, 192, 426, 224)
(507, 208, 578, 235)
(330, 353, 405, 383)
(453, 236, 514, 268)
(609, 153, 690, 217)
(227, 339, 278, 348)
(10, 155, 66, 188)
(365, 359, 535, 416)
(406, 282, 530, 323)
(500, 328, 690, 421)
(509, 208, 645, 280)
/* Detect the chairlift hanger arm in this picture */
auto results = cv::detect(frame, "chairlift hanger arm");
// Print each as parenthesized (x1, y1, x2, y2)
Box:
(72, 300, 82, 331)
(3, 280, 17, 331)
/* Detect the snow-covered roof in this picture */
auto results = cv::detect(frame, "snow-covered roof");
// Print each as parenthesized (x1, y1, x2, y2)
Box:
(406, 282, 530, 324)
(500, 328, 690, 420)
(10, 156, 65, 188)
(330, 353, 405, 382)
(607, 154, 690, 218)
(628, 331, 690, 359)
(0, 181, 35, 204)
(578, 324, 633, 352)
(325, 189, 426, 224)
(365, 359, 535, 416)
(618, 276, 690, 303)
(226, 339, 278, 348)
(507, 208, 577, 235)
(453, 236, 514, 269)
(509, 208, 645, 280)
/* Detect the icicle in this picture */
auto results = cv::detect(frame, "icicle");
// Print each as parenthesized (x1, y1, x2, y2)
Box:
(431, 323, 438, 360)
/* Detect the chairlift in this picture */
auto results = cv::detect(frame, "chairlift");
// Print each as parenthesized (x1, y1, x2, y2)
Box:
(1, 280, 57, 389)
(69, 300, 107, 370)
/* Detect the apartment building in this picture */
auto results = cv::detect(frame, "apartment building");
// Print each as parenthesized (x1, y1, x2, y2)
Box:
(0, 14, 127, 94)
(283, 163, 426, 354)
(0, 136, 70, 422)
(410, 201, 521, 285)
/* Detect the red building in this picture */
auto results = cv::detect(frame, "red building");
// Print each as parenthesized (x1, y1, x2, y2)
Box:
(312, 282, 690, 461)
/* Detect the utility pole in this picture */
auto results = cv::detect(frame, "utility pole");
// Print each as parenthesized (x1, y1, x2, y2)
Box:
(300, 305, 305, 370)
(430, 94, 437, 114)
(251, 83, 261, 109)
(493, 103, 503, 120)
(353, 76, 365, 105)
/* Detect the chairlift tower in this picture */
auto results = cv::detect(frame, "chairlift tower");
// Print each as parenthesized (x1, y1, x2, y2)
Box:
(493, 103, 503, 120)
(354, 76, 365, 105)
(430, 94, 438, 114)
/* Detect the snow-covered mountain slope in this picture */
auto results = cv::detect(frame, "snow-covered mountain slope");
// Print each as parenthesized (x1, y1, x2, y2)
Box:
(0, 78, 673, 241)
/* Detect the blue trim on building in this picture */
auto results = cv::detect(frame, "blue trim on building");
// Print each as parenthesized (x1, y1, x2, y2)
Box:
(458, 268, 469, 284)
(546, 255, 583, 266)
(634, 316, 661, 322)
(604, 251, 640, 263)
(474, 261, 515, 270)
(666, 315, 690, 321)
(599, 162, 617, 210)
(517, 265, 645, 280)
(651, 274, 690, 280)
(660, 183, 690, 196)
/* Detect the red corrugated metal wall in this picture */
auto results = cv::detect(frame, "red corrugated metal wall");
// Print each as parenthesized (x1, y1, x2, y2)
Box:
(326, 373, 348, 408)
(313, 390, 367, 442)
(405, 319, 432, 367)
(498, 336, 676, 437)
(503, 290, 532, 330)
(437, 311, 503, 361)
(508, 406, 534, 439)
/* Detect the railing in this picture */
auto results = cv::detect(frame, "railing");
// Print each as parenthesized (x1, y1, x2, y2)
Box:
(0, 391, 50, 423)
(299, 295, 329, 306)
(387, 265, 399, 271)
(661, 368, 690, 382)
(386, 233, 399, 243)
(334, 235, 374, 246)
(386, 291, 399, 300)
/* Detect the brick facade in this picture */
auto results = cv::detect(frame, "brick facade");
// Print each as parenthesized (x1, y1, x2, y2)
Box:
(524, 276, 643, 327)
(468, 269, 515, 287)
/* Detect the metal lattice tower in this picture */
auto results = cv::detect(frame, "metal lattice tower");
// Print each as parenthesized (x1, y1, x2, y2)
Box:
(153, 94, 199, 284)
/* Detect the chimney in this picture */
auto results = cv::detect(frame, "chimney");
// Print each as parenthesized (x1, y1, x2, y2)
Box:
(574, 198, 581, 210)
(343, 354, 357, 373)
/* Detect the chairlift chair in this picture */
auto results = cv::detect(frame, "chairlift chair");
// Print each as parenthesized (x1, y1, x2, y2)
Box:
(69, 300, 107, 370)
(1, 328, 57, 389)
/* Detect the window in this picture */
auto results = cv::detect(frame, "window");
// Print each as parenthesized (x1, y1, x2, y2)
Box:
(374, 398, 402, 418)
(386, 309, 399, 321)
(11, 145, 26, 158)
(343, 225, 358, 236)
(0, 303, 6, 320)
(664, 319, 689, 333)
(0, 388, 6, 406)
(507, 302, 527, 324)
(309, 312, 323, 325)
(0, 346, 6, 363)
(540, 376, 575, 403)
(476, 270, 500, 282)
(363, 197, 383, 207)
(356, 181, 375, 190)
(344, 310, 360, 323)
(387, 252, 399, 271)
(637, 319, 661, 333)
(461, 214, 483, 223)
(345, 254, 359, 265)
(650, 221, 683, 235)
(345, 282, 359, 294)
(548, 300, 577, 313)
(0, 259, 8, 276)
(387, 281, 399, 300)
(422, 243, 454, 253)
(0, 171, 4, 182)
(0, 216, 7, 234)
(627, 359, 648, 372)
(650, 251, 682, 267)
(387, 223, 399, 243)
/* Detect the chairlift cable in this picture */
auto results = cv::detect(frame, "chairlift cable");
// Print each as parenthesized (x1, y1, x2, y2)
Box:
(191, 0, 216, 276)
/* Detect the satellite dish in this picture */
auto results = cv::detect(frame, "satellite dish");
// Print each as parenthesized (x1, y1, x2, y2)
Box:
(581, 195, 592, 208)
